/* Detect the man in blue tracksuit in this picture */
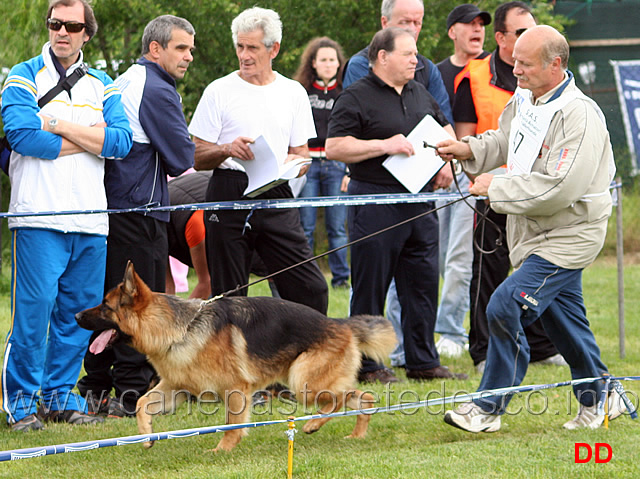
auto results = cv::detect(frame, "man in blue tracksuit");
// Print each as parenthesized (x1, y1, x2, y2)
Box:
(77, 15, 196, 416)
(0, 0, 132, 431)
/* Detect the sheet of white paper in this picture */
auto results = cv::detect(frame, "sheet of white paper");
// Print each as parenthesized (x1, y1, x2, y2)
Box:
(279, 157, 311, 180)
(242, 135, 311, 197)
(243, 135, 279, 195)
(383, 115, 453, 194)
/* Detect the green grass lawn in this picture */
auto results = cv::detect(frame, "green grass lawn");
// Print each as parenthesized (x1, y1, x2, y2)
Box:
(0, 259, 639, 478)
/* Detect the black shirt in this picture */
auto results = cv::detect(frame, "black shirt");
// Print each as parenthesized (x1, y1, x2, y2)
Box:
(328, 72, 449, 186)
(437, 51, 490, 109)
(308, 80, 340, 151)
(452, 48, 516, 124)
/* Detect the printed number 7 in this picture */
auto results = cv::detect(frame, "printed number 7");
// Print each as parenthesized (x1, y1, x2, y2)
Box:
(513, 131, 524, 154)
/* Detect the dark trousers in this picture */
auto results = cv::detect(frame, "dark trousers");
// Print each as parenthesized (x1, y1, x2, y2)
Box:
(78, 213, 166, 413)
(468, 201, 558, 366)
(348, 179, 440, 372)
(476, 255, 608, 413)
(205, 170, 328, 314)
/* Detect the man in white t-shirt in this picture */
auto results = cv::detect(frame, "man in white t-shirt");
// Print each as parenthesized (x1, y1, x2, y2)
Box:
(188, 7, 328, 313)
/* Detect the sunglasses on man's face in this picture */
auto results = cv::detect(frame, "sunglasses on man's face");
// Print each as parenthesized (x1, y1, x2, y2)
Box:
(502, 28, 528, 37)
(47, 18, 86, 33)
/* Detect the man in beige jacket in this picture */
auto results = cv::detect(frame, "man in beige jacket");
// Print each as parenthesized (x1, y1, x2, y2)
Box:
(437, 25, 625, 433)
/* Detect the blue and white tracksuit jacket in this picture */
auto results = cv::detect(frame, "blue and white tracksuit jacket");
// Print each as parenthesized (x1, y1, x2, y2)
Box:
(0, 43, 132, 423)
(2, 43, 132, 233)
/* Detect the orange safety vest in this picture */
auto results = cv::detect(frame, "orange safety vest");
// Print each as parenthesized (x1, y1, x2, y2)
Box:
(454, 54, 513, 134)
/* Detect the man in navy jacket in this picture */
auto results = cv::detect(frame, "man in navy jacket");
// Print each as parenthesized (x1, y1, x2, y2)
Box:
(77, 15, 196, 416)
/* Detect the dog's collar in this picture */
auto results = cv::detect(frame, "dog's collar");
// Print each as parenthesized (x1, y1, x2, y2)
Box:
(194, 294, 223, 317)
(199, 294, 222, 309)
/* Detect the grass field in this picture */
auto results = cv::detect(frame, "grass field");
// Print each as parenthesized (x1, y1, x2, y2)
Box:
(0, 258, 639, 478)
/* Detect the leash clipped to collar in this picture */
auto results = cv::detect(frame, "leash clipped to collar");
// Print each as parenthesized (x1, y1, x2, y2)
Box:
(198, 294, 223, 311)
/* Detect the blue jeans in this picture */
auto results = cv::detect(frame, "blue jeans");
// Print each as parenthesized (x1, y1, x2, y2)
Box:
(434, 174, 473, 344)
(299, 158, 350, 286)
(474, 255, 609, 414)
(386, 280, 405, 367)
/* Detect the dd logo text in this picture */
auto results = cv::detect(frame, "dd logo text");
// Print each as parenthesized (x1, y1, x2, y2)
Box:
(574, 443, 612, 463)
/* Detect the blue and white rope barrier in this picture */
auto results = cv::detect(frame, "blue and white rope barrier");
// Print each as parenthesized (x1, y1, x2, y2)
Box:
(0, 192, 471, 219)
(0, 181, 621, 220)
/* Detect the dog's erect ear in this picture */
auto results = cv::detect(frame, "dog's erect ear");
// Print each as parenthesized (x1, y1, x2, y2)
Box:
(122, 261, 153, 305)
(123, 261, 139, 297)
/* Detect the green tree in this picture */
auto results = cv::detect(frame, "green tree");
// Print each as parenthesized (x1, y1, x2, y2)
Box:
(1, 0, 570, 118)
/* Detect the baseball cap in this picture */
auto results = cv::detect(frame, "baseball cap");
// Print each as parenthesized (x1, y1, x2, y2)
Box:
(446, 4, 492, 31)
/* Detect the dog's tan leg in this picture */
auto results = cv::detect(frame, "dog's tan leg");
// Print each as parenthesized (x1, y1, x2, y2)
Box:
(302, 390, 345, 435)
(136, 380, 183, 449)
(344, 390, 375, 439)
(211, 387, 251, 453)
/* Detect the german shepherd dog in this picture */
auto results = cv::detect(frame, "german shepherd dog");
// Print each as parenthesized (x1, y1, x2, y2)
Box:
(75, 262, 396, 452)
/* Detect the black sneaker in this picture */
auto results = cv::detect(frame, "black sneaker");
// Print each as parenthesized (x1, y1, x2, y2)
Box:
(332, 280, 350, 289)
(357, 367, 399, 384)
(38, 404, 104, 425)
(88, 396, 130, 418)
(105, 397, 130, 418)
(267, 383, 297, 402)
(252, 391, 269, 407)
(11, 414, 44, 432)
(86, 395, 110, 415)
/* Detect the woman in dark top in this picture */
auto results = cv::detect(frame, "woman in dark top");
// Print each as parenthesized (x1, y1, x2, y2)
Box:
(294, 37, 350, 288)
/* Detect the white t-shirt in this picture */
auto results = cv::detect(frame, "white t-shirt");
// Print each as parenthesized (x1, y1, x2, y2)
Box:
(188, 71, 316, 170)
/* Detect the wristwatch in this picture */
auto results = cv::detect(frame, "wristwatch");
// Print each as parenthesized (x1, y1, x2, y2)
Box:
(48, 118, 58, 131)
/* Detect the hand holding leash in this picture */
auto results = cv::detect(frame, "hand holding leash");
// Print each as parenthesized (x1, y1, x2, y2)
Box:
(434, 138, 472, 161)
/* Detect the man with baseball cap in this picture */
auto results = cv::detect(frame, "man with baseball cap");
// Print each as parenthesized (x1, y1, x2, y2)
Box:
(440, 4, 491, 103)
(447, 4, 491, 31)
(433, 4, 491, 360)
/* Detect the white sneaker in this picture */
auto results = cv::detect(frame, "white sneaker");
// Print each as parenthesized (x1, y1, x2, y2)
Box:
(563, 403, 603, 430)
(444, 401, 501, 433)
(563, 389, 628, 430)
(608, 388, 629, 421)
(534, 353, 569, 367)
(436, 337, 465, 358)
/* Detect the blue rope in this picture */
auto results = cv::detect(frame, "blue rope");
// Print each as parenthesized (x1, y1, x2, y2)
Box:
(0, 182, 620, 219)
(0, 192, 472, 219)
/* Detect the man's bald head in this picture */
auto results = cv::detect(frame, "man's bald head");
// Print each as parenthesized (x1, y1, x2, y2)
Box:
(513, 25, 568, 99)
(518, 25, 569, 69)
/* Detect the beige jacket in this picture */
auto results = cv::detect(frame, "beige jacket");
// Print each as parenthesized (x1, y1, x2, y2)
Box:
(461, 75, 614, 270)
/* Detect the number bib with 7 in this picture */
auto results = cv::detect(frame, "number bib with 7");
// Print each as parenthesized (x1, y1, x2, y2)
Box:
(507, 87, 577, 176)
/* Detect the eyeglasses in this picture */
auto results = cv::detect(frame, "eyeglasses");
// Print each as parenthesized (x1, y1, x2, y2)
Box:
(500, 28, 528, 37)
(47, 18, 86, 33)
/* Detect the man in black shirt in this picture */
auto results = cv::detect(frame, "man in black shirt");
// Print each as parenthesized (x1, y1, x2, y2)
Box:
(326, 27, 467, 383)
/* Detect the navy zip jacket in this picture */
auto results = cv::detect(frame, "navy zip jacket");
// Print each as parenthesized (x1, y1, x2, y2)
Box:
(104, 57, 195, 221)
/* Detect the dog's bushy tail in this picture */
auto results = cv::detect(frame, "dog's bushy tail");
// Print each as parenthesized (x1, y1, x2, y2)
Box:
(347, 315, 397, 364)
